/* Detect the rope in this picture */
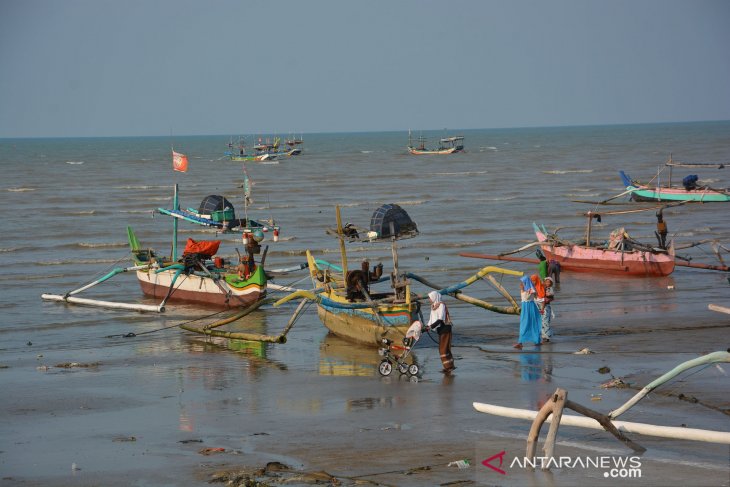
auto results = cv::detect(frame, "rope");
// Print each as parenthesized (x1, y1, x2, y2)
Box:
(105, 307, 237, 339)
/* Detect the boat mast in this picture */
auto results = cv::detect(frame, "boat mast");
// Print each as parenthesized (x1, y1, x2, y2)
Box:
(335, 205, 348, 277)
(585, 211, 593, 246)
(172, 183, 179, 260)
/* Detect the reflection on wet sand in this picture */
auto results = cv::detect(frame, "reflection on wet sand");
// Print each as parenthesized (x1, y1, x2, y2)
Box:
(319, 333, 420, 377)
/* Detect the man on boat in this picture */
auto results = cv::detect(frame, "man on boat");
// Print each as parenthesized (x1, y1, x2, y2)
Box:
(655, 209, 668, 249)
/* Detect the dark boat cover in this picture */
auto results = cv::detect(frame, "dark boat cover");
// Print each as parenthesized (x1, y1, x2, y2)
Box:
(369, 204, 418, 240)
(199, 195, 235, 215)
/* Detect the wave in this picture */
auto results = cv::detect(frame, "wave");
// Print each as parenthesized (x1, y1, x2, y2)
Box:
(0, 247, 20, 253)
(38, 258, 123, 266)
(114, 185, 171, 190)
(7, 187, 37, 192)
(361, 150, 373, 154)
(69, 210, 96, 215)
(433, 170, 489, 176)
(394, 200, 427, 206)
(77, 241, 128, 248)
(473, 195, 518, 202)
(65, 161, 85, 165)
(543, 169, 594, 174)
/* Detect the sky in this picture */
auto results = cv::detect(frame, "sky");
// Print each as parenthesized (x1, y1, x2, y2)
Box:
(1, 0, 729, 138)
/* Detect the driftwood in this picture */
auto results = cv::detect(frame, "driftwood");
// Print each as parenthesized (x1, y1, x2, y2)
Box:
(525, 388, 644, 470)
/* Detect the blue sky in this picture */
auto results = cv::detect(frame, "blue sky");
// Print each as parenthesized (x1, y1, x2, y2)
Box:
(1, 0, 729, 137)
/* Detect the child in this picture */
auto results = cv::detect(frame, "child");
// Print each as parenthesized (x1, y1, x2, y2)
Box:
(542, 276, 555, 342)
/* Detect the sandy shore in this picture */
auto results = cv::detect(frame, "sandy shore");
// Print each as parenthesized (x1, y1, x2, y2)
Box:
(1, 299, 728, 487)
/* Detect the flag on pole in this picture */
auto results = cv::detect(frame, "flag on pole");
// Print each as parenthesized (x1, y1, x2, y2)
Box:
(172, 150, 188, 172)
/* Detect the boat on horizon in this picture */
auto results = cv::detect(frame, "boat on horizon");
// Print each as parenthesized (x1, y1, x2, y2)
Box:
(407, 130, 464, 155)
(619, 155, 729, 203)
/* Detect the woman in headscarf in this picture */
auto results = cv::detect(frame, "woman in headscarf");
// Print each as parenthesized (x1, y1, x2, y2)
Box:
(515, 275, 541, 349)
(426, 290, 455, 373)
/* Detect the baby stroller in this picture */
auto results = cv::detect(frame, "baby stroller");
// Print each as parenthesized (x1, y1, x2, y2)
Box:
(378, 321, 423, 376)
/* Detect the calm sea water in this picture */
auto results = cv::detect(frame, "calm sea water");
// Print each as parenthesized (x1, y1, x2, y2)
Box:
(2, 122, 729, 344)
(1, 123, 729, 483)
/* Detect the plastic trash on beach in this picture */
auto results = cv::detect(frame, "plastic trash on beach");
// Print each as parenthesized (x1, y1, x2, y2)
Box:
(574, 347, 594, 355)
(447, 459, 471, 469)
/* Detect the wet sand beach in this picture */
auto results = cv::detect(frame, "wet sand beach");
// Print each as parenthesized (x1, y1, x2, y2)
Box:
(2, 292, 728, 486)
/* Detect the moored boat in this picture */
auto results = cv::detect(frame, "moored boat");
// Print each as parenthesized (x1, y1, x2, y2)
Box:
(533, 215, 675, 277)
(619, 156, 729, 203)
(275, 204, 522, 346)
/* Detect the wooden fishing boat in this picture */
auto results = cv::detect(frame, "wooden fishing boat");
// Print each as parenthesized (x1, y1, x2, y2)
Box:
(275, 204, 522, 347)
(129, 183, 279, 308)
(619, 156, 729, 203)
(533, 213, 675, 276)
(226, 136, 278, 162)
(407, 130, 464, 155)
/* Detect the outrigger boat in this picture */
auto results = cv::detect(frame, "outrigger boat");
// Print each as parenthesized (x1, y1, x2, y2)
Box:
(619, 155, 729, 203)
(532, 216, 675, 276)
(226, 136, 278, 162)
(42, 183, 280, 312)
(274, 204, 523, 346)
(407, 130, 464, 155)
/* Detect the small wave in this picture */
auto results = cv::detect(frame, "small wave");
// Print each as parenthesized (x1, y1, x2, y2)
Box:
(77, 241, 128, 248)
(0, 247, 20, 253)
(543, 169, 594, 174)
(479, 146, 498, 151)
(39, 258, 123, 266)
(114, 185, 171, 190)
(69, 210, 96, 215)
(7, 187, 37, 192)
(434, 170, 489, 176)
(145, 197, 172, 201)
(119, 209, 154, 214)
(565, 193, 600, 197)
(65, 161, 85, 165)
(394, 200, 427, 206)
(474, 195, 518, 202)
(361, 150, 373, 154)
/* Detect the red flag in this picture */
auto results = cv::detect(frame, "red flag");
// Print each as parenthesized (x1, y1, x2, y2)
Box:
(172, 150, 188, 172)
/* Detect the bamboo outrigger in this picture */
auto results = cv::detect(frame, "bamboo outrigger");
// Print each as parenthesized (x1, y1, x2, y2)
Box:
(274, 204, 522, 347)
(473, 351, 730, 453)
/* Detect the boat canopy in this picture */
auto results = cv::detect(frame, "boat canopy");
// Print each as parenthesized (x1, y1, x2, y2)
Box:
(199, 195, 235, 216)
(369, 204, 419, 240)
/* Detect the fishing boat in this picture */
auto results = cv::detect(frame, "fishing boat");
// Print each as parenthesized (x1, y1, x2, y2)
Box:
(226, 136, 278, 162)
(619, 156, 729, 203)
(274, 204, 522, 347)
(407, 131, 464, 155)
(284, 134, 304, 156)
(42, 182, 280, 312)
(533, 212, 675, 276)
(128, 183, 280, 308)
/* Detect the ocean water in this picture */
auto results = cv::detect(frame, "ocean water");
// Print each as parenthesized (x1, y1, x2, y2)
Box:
(1, 122, 729, 485)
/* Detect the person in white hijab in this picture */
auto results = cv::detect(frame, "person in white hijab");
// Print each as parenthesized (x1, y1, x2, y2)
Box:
(426, 290, 455, 373)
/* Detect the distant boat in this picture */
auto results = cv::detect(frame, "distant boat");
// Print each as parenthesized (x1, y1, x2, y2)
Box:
(533, 212, 675, 277)
(226, 136, 278, 162)
(619, 156, 729, 203)
(407, 130, 464, 155)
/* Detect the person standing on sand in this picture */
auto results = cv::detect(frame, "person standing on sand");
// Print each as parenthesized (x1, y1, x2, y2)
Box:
(542, 276, 555, 342)
(426, 290, 455, 373)
(515, 275, 541, 349)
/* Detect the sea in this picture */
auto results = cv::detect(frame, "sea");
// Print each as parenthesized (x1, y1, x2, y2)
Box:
(1, 122, 729, 486)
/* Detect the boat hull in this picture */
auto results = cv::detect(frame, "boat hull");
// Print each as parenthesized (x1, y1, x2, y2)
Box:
(619, 171, 730, 202)
(317, 303, 415, 347)
(536, 230, 675, 277)
(135, 267, 266, 307)
(408, 147, 461, 155)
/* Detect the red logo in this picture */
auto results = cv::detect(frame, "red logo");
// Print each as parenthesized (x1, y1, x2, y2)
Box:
(482, 450, 507, 475)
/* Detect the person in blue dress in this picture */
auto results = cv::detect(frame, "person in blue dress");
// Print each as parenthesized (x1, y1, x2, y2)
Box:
(514, 275, 542, 349)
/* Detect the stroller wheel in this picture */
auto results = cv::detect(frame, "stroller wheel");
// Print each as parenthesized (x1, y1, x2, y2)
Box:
(408, 364, 419, 376)
(378, 359, 393, 376)
(398, 363, 409, 375)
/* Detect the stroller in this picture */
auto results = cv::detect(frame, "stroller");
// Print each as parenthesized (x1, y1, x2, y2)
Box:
(378, 321, 423, 376)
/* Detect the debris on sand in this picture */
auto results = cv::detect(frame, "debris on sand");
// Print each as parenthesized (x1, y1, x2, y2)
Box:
(55, 362, 101, 369)
(199, 447, 227, 455)
(601, 377, 628, 389)
(574, 348, 594, 355)
(597, 366, 611, 374)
